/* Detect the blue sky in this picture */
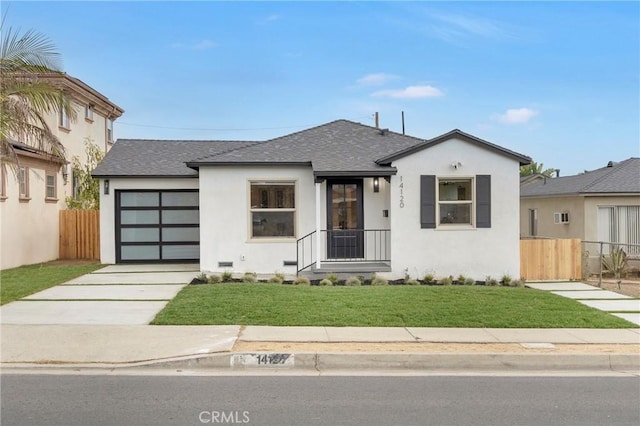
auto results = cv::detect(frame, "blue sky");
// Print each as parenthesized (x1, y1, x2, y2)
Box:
(4, 1, 639, 175)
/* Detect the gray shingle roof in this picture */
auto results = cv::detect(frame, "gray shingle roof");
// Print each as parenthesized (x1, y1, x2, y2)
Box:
(92, 139, 256, 177)
(94, 120, 530, 178)
(520, 158, 640, 196)
(188, 120, 427, 176)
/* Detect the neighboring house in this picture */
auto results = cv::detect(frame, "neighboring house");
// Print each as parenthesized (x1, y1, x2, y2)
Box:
(0, 73, 124, 269)
(519, 158, 640, 255)
(93, 120, 530, 280)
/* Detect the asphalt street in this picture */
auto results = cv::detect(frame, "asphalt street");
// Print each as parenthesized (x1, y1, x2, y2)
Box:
(1, 374, 639, 426)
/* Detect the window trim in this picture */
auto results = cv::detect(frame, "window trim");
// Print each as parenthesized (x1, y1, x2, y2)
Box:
(45, 172, 57, 201)
(59, 108, 70, 130)
(436, 176, 475, 228)
(107, 118, 114, 142)
(18, 166, 30, 200)
(0, 164, 6, 201)
(85, 104, 94, 122)
(554, 212, 570, 224)
(248, 180, 297, 241)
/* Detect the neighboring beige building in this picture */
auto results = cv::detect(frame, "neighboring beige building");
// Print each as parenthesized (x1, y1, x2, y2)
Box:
(520, 158, 640, 259)
(0, 73, 124, 270)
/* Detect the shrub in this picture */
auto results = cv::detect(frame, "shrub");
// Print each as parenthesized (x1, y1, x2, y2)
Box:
(345, 276, 362, 286)
(293, 276, 311, 286)
(439, 276, 453, 286)
(208, 274, 222, 284)
(221, 271, 233, 282)
(423, 274, 435, 284)
(464, 277, 476, 286)
(602, 246, 629, 279)
(512, 279, 525, 288)
(326, 273, 339, 284)
(405, 278, 420, 285)
(485, 276, 499, 287)
(371, 276, 389, 286)
(319, 278, 333, 286)
(268, 275, 284, 284)
(243, 272, 257, 283)
(457, 274, 466, 285)
(501, 275, 512, 286)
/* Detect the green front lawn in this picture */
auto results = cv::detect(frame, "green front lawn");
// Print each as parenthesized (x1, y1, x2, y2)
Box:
(152, 284, 635, 328)
(0, 263, 104, 305)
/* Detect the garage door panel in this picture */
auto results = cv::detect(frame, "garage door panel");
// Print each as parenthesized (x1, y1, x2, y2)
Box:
(121, 192, 159, 207)
(162, 210, 199, 224)
(121, 228, 160, 243)
(121, 245, 160, 261)
(121, 210, 160, 225)
(162, 227, 199, 242)
(163, 245, 200, 260)
(162, 192, 199, 206)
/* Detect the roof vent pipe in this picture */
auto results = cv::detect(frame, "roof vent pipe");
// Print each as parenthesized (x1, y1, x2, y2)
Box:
(607, 161, 613, 167)
(374, 112, 379, 129)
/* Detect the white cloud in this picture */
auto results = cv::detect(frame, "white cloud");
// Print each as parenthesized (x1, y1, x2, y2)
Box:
(371, 85, 443, 99)
(356, 73, 399, 86)
(427, 12, 517, 45)
(494, 108, 539, 124)
(169, 40, 217, 50)
(265, 14, 281, 22)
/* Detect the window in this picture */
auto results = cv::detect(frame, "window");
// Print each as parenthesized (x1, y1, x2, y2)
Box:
(18, 166, 29, 199)
(438, 178, 473, 225)
(554, 212, 570, 224)
(421, 175, 490, 229)
(85, 104, 94, 121)
(528, 209, 538, 236)
(45, 173, 57, 199)
(59, 108, 70, 129)
(250, 182, 295, 238)
(598, 206, 640, 254)
(107, 119, 114, 142)
(0, 165, 6, 200)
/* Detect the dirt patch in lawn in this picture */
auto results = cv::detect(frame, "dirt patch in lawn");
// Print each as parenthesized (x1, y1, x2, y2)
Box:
(44, 259, 101, 266)
(233, 341, 640, 354)
(585, 278, 640, 298)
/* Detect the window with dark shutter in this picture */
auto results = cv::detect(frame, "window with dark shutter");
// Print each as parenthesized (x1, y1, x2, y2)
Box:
(420, 175, 436, 228)
(476, 175, 491, 228)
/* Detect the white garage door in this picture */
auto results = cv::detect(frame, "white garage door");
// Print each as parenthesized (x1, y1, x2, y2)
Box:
(116, 190, 199, 262)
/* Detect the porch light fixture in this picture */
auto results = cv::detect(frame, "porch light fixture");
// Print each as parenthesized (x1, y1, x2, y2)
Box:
(104, 179, 109, 195)
(373, 177, 379, 192)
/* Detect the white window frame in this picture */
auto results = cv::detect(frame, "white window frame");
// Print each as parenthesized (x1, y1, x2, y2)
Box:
(18, 166, 29, 199)
(107, 119, 114, 142)
(45, 172, 57, 200)
(59, 108, 70, 129)
(85, 104, 94, 121)
(436, 177, 474, 227)
(249, 180, 296, 240)
(554, 212, 570, 224)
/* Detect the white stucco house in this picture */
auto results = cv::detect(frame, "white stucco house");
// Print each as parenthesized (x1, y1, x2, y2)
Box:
(93, 120, 531, 280)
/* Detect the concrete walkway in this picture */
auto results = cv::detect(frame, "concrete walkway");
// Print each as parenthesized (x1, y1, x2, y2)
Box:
(527, 281, 640, 326)
(0, 264, 199, 325)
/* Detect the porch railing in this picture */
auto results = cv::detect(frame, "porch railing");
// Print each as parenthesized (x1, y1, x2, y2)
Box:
(296, 229, 391, 273)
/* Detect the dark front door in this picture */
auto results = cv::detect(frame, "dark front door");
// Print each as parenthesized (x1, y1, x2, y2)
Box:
(327, 180, 364, 259)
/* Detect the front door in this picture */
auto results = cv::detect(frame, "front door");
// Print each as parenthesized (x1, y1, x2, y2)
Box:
(327, 180, 364, 259)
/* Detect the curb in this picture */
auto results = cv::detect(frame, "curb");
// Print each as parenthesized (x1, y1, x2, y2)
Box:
(4, 352, 637, 373)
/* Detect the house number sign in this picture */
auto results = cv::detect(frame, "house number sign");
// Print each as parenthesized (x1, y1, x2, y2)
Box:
(399, 176, 405, 208)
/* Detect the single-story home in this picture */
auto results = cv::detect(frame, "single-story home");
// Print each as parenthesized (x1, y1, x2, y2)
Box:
(92, 120, 531, 280)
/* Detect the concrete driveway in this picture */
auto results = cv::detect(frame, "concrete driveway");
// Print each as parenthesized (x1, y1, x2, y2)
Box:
(0, 264, 198, 325)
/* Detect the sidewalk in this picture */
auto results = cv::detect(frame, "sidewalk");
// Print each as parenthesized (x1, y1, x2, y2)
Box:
(1, 325, 639, 372)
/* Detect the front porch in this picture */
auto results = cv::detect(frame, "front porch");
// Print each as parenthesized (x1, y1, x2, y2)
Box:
(296, 229, 391, 277)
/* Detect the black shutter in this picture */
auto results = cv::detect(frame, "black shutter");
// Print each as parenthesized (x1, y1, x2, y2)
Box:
(420, 175, 436, 229)
(476, 175, 491, 228)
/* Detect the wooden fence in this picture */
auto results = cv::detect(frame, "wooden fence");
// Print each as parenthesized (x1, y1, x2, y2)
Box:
(59, 210, 100, 260)
(520, 238, 582, 281)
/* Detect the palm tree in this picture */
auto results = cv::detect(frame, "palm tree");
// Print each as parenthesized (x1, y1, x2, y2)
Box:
(520, 161, 556, 178)
(0, 26, 76, 167)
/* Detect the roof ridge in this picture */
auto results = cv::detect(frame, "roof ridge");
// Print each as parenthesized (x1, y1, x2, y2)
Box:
(581, 158, 635, 192)
(115, 138, 256, 143)
(189, 141, 261, 162)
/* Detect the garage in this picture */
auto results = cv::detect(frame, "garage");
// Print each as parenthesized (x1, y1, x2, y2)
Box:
(115, 190, 199, 262)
